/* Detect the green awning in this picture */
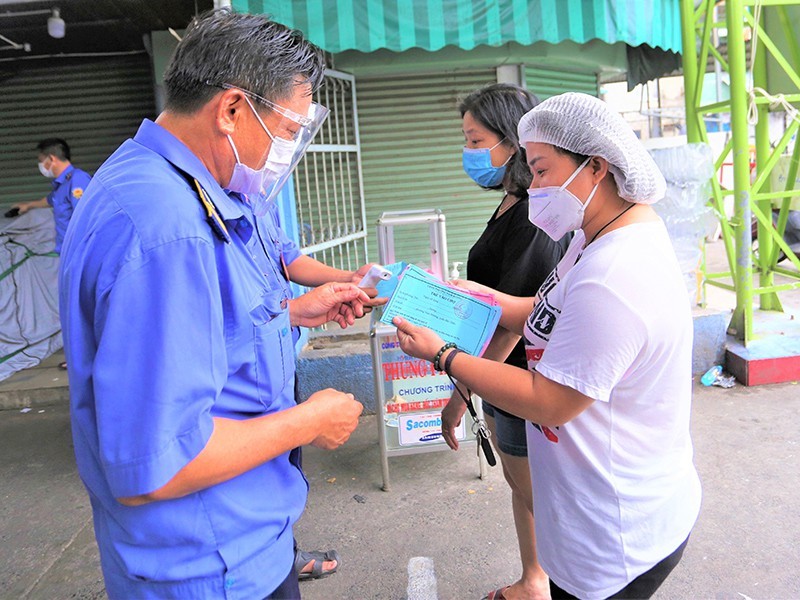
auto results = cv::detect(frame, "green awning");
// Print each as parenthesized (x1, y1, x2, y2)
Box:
(232, 0, 682, 55)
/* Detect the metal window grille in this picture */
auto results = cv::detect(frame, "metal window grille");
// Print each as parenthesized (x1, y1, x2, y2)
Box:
(294, 69, 367, 271)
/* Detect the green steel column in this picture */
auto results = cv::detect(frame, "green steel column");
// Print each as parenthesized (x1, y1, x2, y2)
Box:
(772, 5, 800, 267)
(773, 134, 800, 266)
(726, 0, 754, 342)
(754, 28, 782, 311)
(681, 0, 702, 142)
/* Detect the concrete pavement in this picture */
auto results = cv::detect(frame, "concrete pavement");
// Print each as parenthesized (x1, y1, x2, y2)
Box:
(0, 350, 69, 411)
(1, 379, 799, 599)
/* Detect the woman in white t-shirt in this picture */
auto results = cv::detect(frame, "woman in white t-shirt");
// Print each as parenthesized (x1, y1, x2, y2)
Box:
(393, 92, 701, 600)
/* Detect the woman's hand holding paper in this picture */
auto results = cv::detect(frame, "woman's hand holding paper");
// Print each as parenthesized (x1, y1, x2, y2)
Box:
(448, 278, 498, 297)
(392, 316, 445, 363)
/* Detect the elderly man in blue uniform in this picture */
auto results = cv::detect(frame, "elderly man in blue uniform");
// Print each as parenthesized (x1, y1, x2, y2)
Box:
(11, 138, 91, 254)
(59, 10, 370, 599)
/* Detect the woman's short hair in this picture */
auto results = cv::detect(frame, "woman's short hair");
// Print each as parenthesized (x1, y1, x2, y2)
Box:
(459, 83, 540, 198)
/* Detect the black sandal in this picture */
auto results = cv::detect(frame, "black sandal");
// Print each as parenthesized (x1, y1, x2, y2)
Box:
(294, 548, 340, 581)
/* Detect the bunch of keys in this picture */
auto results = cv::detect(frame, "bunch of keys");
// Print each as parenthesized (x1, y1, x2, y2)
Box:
(469, 408, 497, 467)
(448, 373, 497, 467)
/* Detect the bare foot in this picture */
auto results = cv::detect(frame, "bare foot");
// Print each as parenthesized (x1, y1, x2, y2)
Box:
(500, 576, 551, 600)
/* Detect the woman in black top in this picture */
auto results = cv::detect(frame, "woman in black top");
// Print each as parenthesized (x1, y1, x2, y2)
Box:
(447, 84, 570, 600)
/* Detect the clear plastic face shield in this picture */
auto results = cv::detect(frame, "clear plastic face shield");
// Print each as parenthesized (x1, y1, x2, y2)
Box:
(256, 100, 328, 217)
(214, 82, 330, 216)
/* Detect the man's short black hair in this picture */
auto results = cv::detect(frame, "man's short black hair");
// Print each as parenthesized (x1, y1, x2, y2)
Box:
(163, 8, 325, 114)
(459, 84, 540, 199)
(36, 138, 70, 161)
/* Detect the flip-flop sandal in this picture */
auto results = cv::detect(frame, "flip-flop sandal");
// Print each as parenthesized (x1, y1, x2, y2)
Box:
(294, 548, 340, 581)
(482, 586, 510, 600)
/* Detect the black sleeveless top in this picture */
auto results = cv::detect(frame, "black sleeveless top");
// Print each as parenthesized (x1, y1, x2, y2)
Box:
(467, 196, 571, 373)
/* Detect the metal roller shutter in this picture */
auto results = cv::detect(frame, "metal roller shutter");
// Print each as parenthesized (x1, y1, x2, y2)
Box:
(0, 55, 156, 209)
(357, 70, 499, 272)
(524, 66, 598, 99)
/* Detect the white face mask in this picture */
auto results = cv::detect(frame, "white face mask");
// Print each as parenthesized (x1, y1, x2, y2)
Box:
(226, 96, 298, 195)
(38, 158, 55, 179)
(261, 132, 297, 192)
(527, 156, 598, 242)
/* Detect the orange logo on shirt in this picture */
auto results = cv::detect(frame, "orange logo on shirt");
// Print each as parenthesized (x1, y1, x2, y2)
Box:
(72, 188, 83, 199)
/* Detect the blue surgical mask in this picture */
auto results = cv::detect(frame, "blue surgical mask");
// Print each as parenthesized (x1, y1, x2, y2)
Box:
(462, 138, 511, 187)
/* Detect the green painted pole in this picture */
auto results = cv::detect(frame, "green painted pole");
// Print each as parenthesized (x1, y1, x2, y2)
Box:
(726, 0, 754, 342)
(771, 5, 800, 267)
(776, 6, 800, 73)
(753, 27, 783, 311)
(681, 0, 710, 306)
(681, 0, 702, 142)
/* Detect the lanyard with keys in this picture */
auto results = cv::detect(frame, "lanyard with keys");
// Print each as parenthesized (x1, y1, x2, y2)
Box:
(443, 353, 496, 467)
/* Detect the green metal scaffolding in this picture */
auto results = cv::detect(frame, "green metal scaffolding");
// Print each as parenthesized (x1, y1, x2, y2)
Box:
(681, 0, 800, 344)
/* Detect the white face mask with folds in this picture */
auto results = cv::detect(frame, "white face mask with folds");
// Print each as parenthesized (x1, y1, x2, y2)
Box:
(38, 157, 55, 179)
(527, 156, 599, 242)
(226, 96, 297, 196)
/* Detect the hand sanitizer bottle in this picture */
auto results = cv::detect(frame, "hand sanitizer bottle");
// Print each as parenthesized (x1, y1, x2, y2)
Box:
(449, 261, 463, 280)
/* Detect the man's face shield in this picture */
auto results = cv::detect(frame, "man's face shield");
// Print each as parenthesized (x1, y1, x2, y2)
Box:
(213, 83, 329, 216)
(256, 100, 329, 216)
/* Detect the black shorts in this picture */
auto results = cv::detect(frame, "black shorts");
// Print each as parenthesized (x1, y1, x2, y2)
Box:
(481, 400, 528, 457)
(550, 535, 690, 599)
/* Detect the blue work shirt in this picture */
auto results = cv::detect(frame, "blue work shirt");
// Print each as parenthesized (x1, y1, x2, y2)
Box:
(47, 164, 91, 253)
(59, 119, 306, 599)
(237, 196, 304, 346)
(261, 202, 306, 347)
(262, 201, 302, 271)
(232, 194, 301, 300)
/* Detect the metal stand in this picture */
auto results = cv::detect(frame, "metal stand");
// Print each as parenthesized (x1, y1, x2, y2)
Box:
(376, 209, 449, 280)
(370, 209, 488, 491)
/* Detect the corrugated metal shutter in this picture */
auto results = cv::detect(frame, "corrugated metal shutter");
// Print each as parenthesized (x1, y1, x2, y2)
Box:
(0, 55, 156, 209)
(524, 66, 598, 99)
(358, 70, 498, 270)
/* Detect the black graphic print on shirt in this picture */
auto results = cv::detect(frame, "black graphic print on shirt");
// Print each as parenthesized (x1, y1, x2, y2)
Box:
(525, 267, 567, 444)
(536, 267, 561, 301)
(527, 296, 559, 343)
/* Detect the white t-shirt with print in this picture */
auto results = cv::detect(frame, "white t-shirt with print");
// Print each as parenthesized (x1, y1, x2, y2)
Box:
(523, 221, 701, 600)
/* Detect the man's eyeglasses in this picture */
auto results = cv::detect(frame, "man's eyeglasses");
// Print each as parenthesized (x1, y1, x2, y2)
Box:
(206, 81, 314, 127)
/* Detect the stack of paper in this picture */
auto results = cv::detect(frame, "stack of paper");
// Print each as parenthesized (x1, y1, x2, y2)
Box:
(379, 264, 501, 357)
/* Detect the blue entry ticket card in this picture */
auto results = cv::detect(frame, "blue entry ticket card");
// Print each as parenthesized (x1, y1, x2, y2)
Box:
(380, 264, 501, 357)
